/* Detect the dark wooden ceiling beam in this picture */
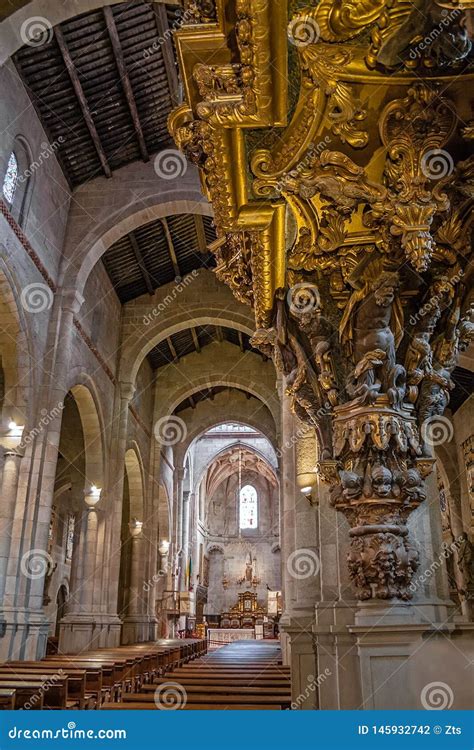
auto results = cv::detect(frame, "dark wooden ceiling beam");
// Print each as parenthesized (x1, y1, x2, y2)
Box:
(188, 394, 196, 409)
(215, 326, 224, 343)
(103, 6, 149, 162)
(191, 328, 201, 353)
(167, 337, 179, 362)
(129, 231, 154, 295)
(54, 27, 111, 178)
(160, 218, 181, 279)
(153, 4, 180, 107)
(238, 331, 245, 353)
(194, 214, 207, 253)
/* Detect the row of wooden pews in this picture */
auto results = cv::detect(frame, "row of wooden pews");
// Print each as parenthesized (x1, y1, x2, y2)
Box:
(103, 640, 292, 710)
(0, 639, 206, 710)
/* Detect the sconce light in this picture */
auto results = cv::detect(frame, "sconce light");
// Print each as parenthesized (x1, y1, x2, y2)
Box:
(84, 485, 101, 508)
(158, 539, 170, 556)
(300, 484, 316, 506)
(7, 420, 24, 438)
(129, 518, 143, 538)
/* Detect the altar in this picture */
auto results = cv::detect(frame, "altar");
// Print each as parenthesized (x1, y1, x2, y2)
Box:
(208, 628, 255, 644)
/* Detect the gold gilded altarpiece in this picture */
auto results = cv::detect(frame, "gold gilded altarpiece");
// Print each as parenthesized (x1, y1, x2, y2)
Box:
(169, 0, 473, 602)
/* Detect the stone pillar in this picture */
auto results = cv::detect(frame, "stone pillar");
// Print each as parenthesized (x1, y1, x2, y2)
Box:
(59, 487, 107, 652)
(278, 390, 319, 708)
(0, 447, 23, 607)
(102, 381, 136, 646)
(0, 289, 84, 661)
(122, 520, 148, 644)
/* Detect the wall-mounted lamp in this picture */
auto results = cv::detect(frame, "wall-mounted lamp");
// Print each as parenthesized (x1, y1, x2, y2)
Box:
(84, 485, 102, 507)
(158, 539, 170, 556)
(129, 518, 143, 538)
(7, 420, 24, 438)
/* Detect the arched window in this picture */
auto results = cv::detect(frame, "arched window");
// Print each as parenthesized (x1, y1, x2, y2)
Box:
(2, 152, 18, 204)
(239, 484, 258, 530)
(2, 138, 33, 227)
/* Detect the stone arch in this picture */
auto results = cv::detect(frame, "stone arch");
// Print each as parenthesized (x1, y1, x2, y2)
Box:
(68, 381, 105, 491)
(152, 344, 279, 429)
(61, 193, 209, 295)
(0, 259, 33, 431)
(120, 271, 256, 385)
(179, 393, 278, 456)
(196, 441, 279, 497)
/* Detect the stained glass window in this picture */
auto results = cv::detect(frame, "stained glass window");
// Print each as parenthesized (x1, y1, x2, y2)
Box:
(3, 152, 18, 204)
(239, 484, 257, 529)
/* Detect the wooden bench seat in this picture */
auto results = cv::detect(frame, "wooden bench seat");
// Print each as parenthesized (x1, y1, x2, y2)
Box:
(123, 692, 290, 707)
(0, 688, 16, 709)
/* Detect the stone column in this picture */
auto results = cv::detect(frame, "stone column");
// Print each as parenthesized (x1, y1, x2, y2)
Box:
(59, 487, 104, 652)
(0, 447, 23, 606)
(102, 381, 136, 646)
(278, 390, 319, 708)
(122, 520, 148, 644)
(0, 289, 84, 661)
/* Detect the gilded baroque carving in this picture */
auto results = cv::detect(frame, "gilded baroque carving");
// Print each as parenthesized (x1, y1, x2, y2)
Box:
(170, 0, 473, 601)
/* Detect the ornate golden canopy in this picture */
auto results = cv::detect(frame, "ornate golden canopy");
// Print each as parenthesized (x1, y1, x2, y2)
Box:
(170, 0, 473, 601)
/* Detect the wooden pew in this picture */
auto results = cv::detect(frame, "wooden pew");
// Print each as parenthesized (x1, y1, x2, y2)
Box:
(0, 666, 83, 709)
(0, 688, 16, 709)
(122, 692, 291, 708)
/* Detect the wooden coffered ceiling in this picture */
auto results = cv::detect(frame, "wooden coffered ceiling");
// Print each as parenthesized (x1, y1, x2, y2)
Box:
(13, 1, 181, 187)
(102, 212, 216, 302)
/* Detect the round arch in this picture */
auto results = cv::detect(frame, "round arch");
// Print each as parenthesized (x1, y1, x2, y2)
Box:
(61, 195, 210, 294)
(120, 271, 256, 385)
(180, 398, 278, 456)
(68, 382, 105, 490)
(196, 441, 279, 496)
(0, 260, 34, 432)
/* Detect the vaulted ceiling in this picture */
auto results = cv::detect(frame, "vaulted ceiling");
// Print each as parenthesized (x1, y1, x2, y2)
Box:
(13, 1, 181, 187)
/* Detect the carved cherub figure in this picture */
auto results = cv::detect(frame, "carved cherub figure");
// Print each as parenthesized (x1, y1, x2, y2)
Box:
(400, 468, 426, 504)
(371, 466, 393, 498)
(341, 470, 363, 501)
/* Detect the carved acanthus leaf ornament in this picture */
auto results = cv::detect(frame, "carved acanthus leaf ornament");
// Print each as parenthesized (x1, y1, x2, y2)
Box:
(170, 0, 473, 601)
